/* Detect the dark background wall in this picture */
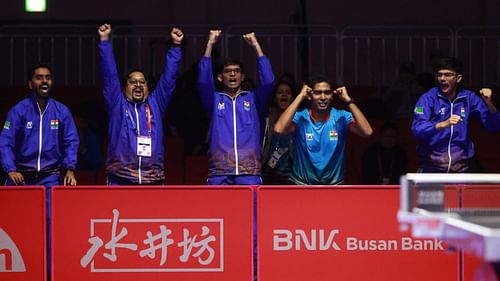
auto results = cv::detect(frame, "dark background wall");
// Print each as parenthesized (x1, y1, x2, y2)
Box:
(4, 0, 500, 26)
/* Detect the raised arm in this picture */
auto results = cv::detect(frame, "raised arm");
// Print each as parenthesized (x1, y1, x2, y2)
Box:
(243, 32, 264, 57)
(203, 30, 221, 58)
(152, 27, 183, 113)
(335, 86, 373, 137)
(245, 32, 275, 113)
(198, 30, 220, 114)
(274, 84, 310, 135)
(97, 23, 121, 107)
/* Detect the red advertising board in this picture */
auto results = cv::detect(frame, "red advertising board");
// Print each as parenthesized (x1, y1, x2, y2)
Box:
(257, 186, 460, 281)
(461, 185, 500, 281)
(52, 186, 254, 281)
(0, 187, 46, 281)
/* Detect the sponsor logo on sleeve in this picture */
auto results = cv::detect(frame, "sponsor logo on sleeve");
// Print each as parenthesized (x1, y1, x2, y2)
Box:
(414, 107, 424, 115)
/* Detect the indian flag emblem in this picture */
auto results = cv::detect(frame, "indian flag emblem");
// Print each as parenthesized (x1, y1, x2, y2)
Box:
(460, 107, 465, 117)
(50, 119, 59, 130)
(329, 130, 338, 141)
(244, 100, 251, 111)
(414, 106, 424, 115)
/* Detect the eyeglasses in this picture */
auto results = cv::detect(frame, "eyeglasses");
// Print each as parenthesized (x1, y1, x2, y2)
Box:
(435, 72, 458, 79)
(223, 68, 242, 74)
(312, 89, 333, 95)
(127, 79, 147, 85)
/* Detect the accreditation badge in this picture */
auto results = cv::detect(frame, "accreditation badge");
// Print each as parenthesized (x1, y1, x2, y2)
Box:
(267, 147, 288, 169)
(137, 136, 152, 157)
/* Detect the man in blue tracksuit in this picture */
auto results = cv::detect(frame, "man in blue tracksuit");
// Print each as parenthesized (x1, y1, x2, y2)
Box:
(0, 64, 79, 187)
(197, 30, 275, 185)
(0, 63, 79, 280)
(412, 56, 500, 173)
(98, 24, 183, 185)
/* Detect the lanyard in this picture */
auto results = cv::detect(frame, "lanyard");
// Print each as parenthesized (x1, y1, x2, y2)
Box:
(145, 103, 152, 137)
(130, 103, 152, 137)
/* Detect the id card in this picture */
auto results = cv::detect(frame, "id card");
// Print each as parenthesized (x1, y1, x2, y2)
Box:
(267, 147, 288, 168)
(137, 136, 152, 157)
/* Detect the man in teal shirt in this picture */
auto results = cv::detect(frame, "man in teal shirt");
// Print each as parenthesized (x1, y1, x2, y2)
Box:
(274, 76, 372, 185)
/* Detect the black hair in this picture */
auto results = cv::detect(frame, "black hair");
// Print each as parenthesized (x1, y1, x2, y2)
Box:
(436, 56, 463, 75)
(121, 68, 147, 86)
(27, 63, 52, 81)
(274, 80, 296, 97)
(269, 80, 297, 108)
(218, 58, 244, 74)
(309, 75, 336, 89)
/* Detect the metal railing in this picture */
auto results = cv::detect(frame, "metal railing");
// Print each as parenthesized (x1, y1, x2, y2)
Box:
(1, 24, 499, 87)
(340, 26, 454, 85)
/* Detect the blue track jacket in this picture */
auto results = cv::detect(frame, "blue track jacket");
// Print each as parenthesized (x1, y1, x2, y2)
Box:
(412, 87, 500, 172)
(197, 56, 274, 176)
(0, 95, 79, 177)
(99, 40, 181, 184)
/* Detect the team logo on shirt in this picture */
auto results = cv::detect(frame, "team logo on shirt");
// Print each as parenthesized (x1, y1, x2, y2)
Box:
(414, 107, 424, 115)
(439, 107, 446, 115)
(305, 133, 313, 141)
(26, 121, 33, 129)
(50, 119, 59, 130)
(243, 100, 251, 111)
(460, 106, 465, 117)
(218, 102, 225, 111)
(329, 130, 338, 141)
(3, 121, 10, 129)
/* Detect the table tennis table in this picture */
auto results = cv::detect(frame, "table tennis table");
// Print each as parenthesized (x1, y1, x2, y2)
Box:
(398, 173, 500, 279)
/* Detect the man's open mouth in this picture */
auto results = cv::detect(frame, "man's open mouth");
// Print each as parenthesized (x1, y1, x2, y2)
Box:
(40, 84, 49, 92)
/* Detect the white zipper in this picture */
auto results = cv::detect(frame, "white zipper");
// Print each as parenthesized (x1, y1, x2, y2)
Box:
(446, 107, 453, 173)
(134, 104, 142, 184)
(232, 98, 239, 175)
(36, 102, 47, 173)
(446, 96, 464, 173)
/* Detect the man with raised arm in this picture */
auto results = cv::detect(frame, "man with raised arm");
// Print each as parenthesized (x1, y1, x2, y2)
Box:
(198, 30, 275, 185)
(98, 23, 183, 185)
(274, 77, 373, 185)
